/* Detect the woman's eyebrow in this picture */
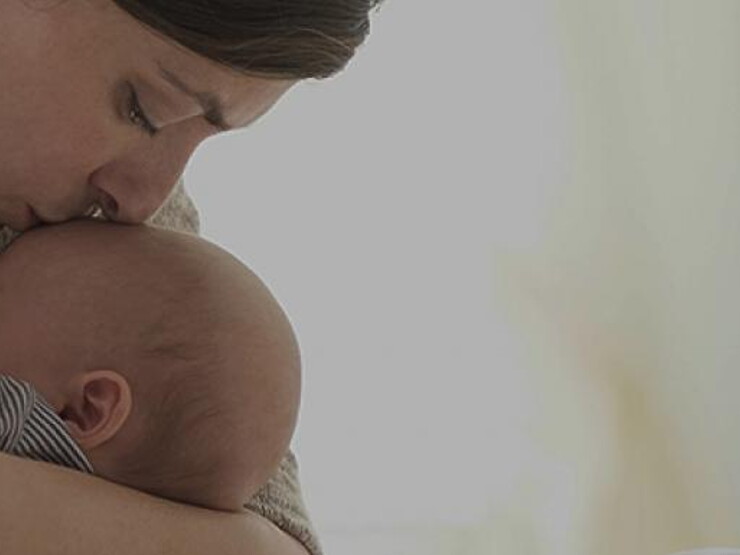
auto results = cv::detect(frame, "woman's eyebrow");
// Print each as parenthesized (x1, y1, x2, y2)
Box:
(156, 62, 232, 132)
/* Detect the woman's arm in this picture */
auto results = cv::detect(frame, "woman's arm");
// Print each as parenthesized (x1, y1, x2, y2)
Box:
(0, 452, 309, 555)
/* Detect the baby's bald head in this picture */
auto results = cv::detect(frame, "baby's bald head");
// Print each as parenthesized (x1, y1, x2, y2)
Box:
(0, 220, 301, 511)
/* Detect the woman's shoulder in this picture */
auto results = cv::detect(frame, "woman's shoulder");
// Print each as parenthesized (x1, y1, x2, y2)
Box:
(246, 450, 324, 555)
(148, 178, 201, 235)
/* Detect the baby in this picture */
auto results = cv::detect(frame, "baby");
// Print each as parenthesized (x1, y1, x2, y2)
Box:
(0, 219, 301, 513)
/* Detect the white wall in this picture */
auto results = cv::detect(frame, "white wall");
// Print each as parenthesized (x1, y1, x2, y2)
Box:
(187, 1, 740, 554)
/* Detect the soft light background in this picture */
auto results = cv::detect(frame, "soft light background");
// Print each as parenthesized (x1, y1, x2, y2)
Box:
(186, 1, 740, 554)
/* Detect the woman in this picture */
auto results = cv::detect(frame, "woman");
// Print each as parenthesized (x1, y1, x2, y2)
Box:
(0, 0, 378, 553)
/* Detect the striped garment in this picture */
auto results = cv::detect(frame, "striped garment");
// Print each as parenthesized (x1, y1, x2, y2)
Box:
(0, 374, 94, 473)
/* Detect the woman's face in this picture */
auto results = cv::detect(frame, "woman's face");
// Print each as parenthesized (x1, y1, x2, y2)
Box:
(0, 0, 295, 230)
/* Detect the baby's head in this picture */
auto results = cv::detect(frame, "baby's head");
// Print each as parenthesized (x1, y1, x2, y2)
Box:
(0, 220, 301, 512)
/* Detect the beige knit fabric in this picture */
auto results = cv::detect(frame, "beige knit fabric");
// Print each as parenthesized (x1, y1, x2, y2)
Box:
(0, 179, 323, 555)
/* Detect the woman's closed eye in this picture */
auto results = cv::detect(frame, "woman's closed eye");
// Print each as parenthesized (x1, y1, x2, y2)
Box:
(127, 83, 159, 137)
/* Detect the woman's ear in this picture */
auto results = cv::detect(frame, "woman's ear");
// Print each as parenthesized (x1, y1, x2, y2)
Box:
(58, 369, 132, 450)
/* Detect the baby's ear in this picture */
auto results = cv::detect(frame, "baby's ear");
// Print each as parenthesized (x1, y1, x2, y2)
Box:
(59, 370, 132, 449)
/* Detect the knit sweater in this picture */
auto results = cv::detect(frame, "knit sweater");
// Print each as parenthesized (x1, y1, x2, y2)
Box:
(0, 179, 323, 555)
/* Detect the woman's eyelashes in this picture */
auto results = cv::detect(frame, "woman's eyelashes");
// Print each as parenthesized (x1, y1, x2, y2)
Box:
(127, 83, 159, 137)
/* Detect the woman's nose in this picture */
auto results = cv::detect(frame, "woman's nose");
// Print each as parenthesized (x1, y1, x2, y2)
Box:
(89, 164, 182, 224)
(95, 180, 175, 224)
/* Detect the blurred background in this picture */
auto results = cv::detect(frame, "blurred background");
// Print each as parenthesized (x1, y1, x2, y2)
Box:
(186, 1, 740, 554)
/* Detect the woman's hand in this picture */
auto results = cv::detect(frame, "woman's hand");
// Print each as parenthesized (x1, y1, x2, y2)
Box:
(0, 452, 309, 555)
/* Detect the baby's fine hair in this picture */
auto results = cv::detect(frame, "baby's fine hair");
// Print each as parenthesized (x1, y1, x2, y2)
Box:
(107, 246, 271, 511)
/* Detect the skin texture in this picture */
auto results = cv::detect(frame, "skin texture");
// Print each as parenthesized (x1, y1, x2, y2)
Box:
(0, 220, 302, 513)
(0, 0, 295, 230)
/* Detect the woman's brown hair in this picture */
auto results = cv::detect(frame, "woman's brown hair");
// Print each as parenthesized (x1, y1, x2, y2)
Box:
(110, 0, 382, 79)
